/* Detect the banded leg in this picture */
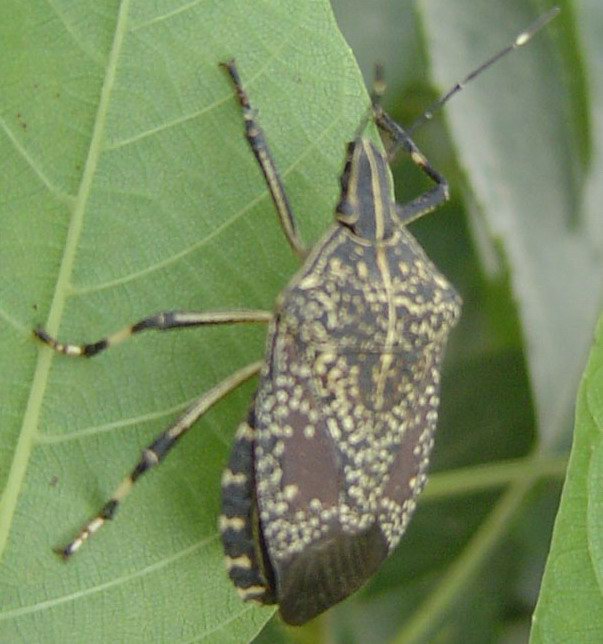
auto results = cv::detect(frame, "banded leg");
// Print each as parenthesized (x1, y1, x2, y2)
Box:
(220, 407, 275, 605)
(56, 360, 263, 558)
(373, 106, 449, 226)
(34, 309, 272, 357)
(221, 60, 307, 259)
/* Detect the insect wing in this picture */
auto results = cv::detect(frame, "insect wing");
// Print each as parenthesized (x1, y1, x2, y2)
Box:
(376, 343, 445, 550)
(253, 317, 391, 623)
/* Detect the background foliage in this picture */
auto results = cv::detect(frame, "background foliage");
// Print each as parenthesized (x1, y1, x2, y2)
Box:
(0, 1, 601, 642)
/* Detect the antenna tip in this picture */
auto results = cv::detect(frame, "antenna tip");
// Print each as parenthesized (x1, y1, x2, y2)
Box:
(516, 6, 561, 47)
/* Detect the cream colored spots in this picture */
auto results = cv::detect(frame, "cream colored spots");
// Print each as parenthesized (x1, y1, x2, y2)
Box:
(225, 554, 252, 570)
(219, 515, 246, 532)
(237, 585, 267, 601)
(221, 469, 248, 487)
(357, 261, 369, 279)
(248, 222, 460, 561)
(235, 423, 255, 441)
(283, 484, 299, 501)
(303, 425, 315, 439)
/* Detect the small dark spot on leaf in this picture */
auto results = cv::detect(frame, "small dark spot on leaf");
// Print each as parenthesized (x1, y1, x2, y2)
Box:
(50, 475, 59, 487)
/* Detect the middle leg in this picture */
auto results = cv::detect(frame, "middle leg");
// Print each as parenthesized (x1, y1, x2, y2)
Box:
(35, 309, 273, 357)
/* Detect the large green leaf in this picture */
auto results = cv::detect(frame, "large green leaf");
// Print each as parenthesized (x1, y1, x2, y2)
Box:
(531, 314, 603, 641)
(2, 0, 599, 642)
(0, 1, 368, 641)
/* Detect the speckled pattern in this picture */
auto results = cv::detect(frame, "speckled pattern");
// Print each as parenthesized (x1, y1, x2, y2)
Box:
(221, 217, 461, 622)
(255, 221, 460, 557)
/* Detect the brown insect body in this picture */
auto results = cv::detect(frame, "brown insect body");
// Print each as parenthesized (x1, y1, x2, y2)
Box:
(223, 138, 461, 624)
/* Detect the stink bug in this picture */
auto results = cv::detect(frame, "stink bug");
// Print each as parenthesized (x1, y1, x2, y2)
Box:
(35, 8, 559, 627)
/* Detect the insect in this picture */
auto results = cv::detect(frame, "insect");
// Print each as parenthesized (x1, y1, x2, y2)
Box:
(35, 8, 559, 626)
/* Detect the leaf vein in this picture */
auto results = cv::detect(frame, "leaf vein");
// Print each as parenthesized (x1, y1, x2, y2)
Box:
(105, 47, 292, 152)
(0, 307, 28, 335)
(44, 0, 104, 65)
(0, 116, 71, 201)
(131, 0, 206, 33)
(0, 0, 132, 564)
(74, 116, 341, 296)
(0, 536, 214, 621)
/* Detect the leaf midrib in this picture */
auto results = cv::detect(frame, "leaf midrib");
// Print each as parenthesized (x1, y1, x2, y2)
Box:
(0, 0, 132, 562)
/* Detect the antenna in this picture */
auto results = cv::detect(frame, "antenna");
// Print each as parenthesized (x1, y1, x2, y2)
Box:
(408, 7, 560, 135)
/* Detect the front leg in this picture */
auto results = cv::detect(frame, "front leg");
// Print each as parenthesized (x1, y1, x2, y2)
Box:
(221, 60, 307, 259)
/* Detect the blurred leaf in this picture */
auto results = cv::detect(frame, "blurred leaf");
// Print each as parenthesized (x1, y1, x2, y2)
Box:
(531, 314, 603, 642)
(0, 1, 368, 641)
(327, 0, 422, 97)
(419, 1, 603, 448)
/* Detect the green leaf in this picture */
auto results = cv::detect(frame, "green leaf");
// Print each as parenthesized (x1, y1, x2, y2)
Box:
(0, 1, 368, 640)
(2, 0, 598, 641)
(531, 313, 603, 642)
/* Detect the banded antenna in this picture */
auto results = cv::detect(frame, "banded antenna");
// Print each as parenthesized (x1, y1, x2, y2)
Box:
(408, 7, 560, 135)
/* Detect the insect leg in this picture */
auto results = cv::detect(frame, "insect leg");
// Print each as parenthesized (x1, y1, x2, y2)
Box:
(34, 309, 272, 357)
(221, 60, 307, 259)
(373, 107, 449, 226)
(56, 360, 263, 558)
